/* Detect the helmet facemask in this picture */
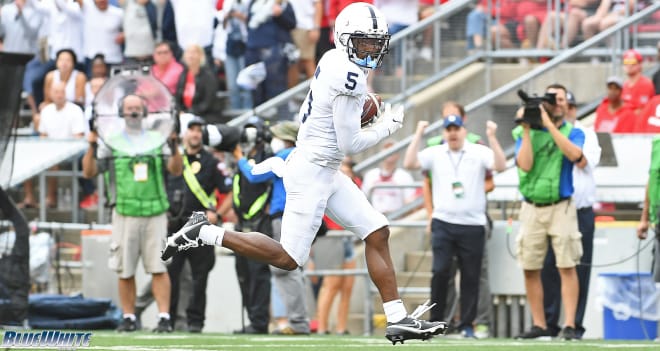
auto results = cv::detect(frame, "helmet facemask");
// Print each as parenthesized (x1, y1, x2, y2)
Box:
(343, 33, 390, 69)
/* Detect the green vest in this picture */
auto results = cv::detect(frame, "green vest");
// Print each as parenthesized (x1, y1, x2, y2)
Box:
(648, 135, 660, 224)
(105, 133, 169, 217)
(512, 123, 573, 203)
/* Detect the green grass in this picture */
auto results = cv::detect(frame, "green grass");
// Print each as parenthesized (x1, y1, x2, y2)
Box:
(6, 331, 659, 351)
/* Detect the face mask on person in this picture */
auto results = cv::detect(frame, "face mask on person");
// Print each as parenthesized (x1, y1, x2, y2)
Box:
(270, 138, 286, 154)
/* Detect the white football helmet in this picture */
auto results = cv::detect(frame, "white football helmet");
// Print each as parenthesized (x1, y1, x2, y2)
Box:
(334, 2, 390, 69)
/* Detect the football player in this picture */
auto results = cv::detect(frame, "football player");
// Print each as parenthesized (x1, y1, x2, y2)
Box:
(162, 2, 446, 343)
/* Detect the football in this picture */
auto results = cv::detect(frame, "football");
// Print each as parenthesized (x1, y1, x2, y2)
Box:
(361, 93, 382, 128)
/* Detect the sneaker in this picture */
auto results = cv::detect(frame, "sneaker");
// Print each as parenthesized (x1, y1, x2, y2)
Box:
(271, 326, 310, 335)
(559, 326, 577, 341)
(474, 324, 490, 339)
(516, 325, 552, 340)
(79, 193, 98, 209)
(418, 47, 432, 62)
(153, 317, 173, 333)
(385, 301, 447, 345)
(116, 317, 137, 332)
(233, 325, 267, 334)
(161, 211, 210, 260)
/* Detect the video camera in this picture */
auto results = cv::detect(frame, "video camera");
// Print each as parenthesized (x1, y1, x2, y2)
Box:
(516, 90, 557, 130)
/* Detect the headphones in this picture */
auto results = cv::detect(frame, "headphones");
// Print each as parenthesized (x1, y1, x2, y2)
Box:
(117, 94, 149, 118)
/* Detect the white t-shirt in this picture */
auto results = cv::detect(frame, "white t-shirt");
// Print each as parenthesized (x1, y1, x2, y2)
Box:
(289, 0, 317, 30)
(123, 0, 155, 58)
(82, 0, 124, 63)
(374, 0, 419, 26)
(362, 167, 415, 214)
(418, 142, 494, 226)
(571, 121, 601, 209)
(46, 0, 84, 61)
(170, 0, 216, 49)
(38, 102, 86, 139)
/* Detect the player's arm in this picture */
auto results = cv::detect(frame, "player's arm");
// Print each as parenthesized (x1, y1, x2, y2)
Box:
(333, 95, 389, 155)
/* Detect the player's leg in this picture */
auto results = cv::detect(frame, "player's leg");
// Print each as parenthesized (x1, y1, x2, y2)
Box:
(326, 172, 446, 343)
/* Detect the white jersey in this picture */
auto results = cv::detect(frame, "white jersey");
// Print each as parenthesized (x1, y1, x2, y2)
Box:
(296, 49, 370, 169)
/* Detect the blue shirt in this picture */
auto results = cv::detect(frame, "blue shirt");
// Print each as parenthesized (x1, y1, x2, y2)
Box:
(237, 147, 293, 215)
(514, 123, 585, 198)
(246, 0, 295, 49)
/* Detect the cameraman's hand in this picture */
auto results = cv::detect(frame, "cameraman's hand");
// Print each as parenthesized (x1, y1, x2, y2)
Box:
(233, 144, 244, 160)
(539, 104, 553, 129)
(206, 210, 219, 225)
(637, 220, 649, 240)
(87, 131, 98, 144)
(515, 107, 530, 129)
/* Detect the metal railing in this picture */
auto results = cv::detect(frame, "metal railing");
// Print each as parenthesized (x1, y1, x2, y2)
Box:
(353, 1, 660, 174)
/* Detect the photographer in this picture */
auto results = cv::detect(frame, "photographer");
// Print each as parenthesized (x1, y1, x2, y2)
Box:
(637, 136, 660, 283)
(82, 94, 183, 333)
(513, 84, 586, 341)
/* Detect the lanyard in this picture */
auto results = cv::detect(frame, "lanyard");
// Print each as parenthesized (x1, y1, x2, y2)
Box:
(447, 149, 464, 179)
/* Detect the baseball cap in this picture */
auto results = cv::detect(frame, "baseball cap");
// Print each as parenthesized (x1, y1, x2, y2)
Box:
(443, 114, 464, 128)
(606, 76, 624, 88)
(269, 121, 300, 142)
(187, 115, 206, 129)
(623, 49, 642, 65)
(566, 91, 577, 107)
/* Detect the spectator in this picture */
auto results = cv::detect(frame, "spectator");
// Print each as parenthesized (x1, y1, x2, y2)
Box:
(361, 139, 415, 216)
(89, 54, 109, 78)
(122, 0, 157, 64)
(314, 0, 337, 61)
(81, 0, 124, 73)
(420, 101, 497, 338)
(151, 42, 184, 96)
(487, 0, 519, 49)
(167, 117, 231, 333)
(175, 45, 219, 120)
(594, 76, 636, 132)
(516, 0, 548, 50)
(287, 0, 322, 88)
(85, 77, 107, 114)
(316, 156, 359, 335)
(634, 95, 660, 133)
(214, 0, 253, 110)
(636, 135, 660, 283)
(82, 94, 183, 333)
(0, 0, 42, 54)
(46, 0, 84, 64)
(170, 0, 216, 65)
(244, 0, 296, 111)
(160, 0, 179, 56)
(513, 83, 585, 340)
(404, 116, 505, 338)
(374, 0, 418, 75)
(582, 0, 635, 42)
(541, 91, 601, 339)
(621, 49, 655, 116)
(235, 120, 311, 335)
(20, 82, 86, 209)
(42, 49, 86, 107)
(537, 0, 601, 49)
(230, 117, 273, 335)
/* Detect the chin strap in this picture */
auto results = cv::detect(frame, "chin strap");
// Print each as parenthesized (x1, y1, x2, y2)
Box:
(410, 300, 436, 319)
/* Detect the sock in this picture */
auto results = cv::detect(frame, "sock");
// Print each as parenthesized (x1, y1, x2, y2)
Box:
(199, 225, 225, 246)
(123, 313, 136, 321)
(158, 312, 170, 320)
(383, 299, 407, 323)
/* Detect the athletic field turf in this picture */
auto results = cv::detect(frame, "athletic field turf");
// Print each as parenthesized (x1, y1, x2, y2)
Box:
(9, 331, 658, 351)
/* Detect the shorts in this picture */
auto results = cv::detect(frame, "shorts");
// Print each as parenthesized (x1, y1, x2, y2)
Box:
(108, 210, 168, 278)
(280, 150, 388, 266)
(516, 200, 583, 270)
(291, 28, 316, 61)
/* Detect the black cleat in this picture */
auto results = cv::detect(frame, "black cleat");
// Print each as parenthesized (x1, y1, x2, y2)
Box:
(153, 317, 173, 333)
(161, 211, 210, 261)
(116, 317, 138, 332)
(385, 301, 447, 345)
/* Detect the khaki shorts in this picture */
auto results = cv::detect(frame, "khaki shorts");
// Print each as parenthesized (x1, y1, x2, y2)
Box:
(291, 28, 316, 60)
(108, 210, 168, 278)
(516, 200, 583, 270)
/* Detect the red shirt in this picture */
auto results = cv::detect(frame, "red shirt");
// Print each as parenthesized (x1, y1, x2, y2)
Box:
(633, 95, 660, 133)
(182, 71, 196, 110)
(328, 0, 373, 23)
(622, 76, 655, 113)
(595, 98, 636, 133)
(151, 61, 184, 95)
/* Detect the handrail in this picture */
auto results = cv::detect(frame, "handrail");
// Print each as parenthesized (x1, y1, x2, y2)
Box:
(353, 1, 660, 174)
(227, 0, 475, 127)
